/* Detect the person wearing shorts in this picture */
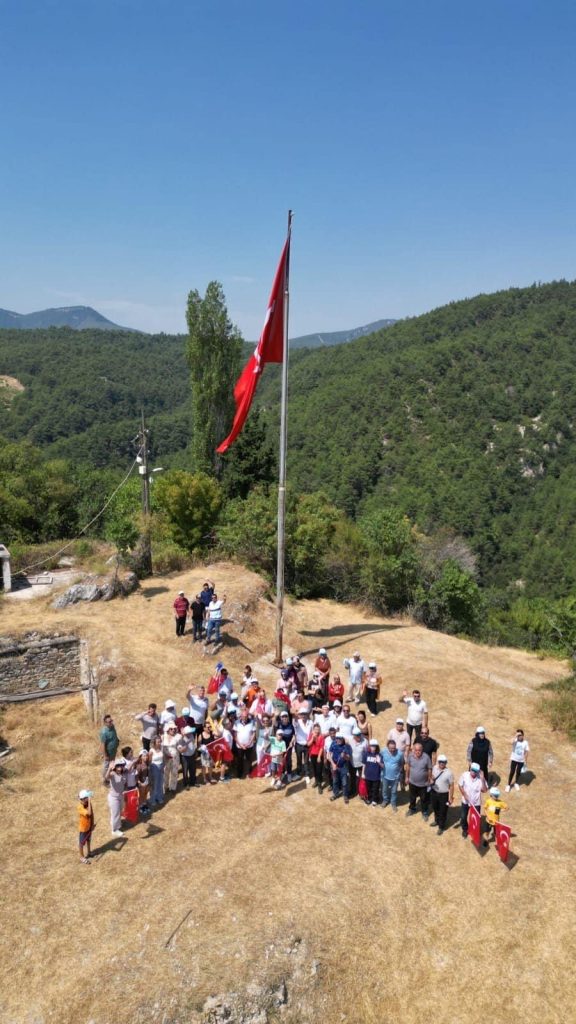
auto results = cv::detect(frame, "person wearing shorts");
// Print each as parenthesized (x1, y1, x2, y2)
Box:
(78, 790, 94, 863)
(270, 731, 287, 789)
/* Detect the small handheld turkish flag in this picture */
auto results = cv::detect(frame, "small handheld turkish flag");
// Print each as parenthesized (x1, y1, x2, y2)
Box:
(467, 804, 482, 847)
(250, 753, 273, 778)
(205, 737, 234, 763)
(495, 821, 512, 862)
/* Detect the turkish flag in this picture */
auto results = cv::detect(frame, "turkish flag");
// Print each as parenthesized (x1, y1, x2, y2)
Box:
(495, 822, 512, 862)
(216, 238, 290, 453)
(249, 753, 273, 778)
(467, 804, 482, 847)
(205, 737, 234, 763)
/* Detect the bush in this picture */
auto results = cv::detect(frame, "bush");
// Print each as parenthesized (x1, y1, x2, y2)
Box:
(413, 560, 484, 635)
(152, 540, 195, 575)
(539, 675, 576, 741)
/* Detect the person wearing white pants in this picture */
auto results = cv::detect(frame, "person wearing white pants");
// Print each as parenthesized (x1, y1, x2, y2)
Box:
(163, 725, 181, 793)
(105, 759, 127, 836)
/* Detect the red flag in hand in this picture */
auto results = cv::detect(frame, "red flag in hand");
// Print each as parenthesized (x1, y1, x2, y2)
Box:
(217, 238, 290, 454)
(467, 804, 481, 847)
(495, 821, 512, 862)
(249, 753, 273, 778)
(206, 737, 234, 763)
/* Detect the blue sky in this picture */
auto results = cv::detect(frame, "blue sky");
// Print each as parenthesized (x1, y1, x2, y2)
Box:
(1, 0, 575, 336)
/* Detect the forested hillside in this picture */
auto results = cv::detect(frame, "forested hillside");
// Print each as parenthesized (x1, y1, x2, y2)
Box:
(1, 280, 576, 601)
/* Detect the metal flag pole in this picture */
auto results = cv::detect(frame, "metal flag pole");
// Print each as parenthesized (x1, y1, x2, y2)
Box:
(275, 210, 293, 664)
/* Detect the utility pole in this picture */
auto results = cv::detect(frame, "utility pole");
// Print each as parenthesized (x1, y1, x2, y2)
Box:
(136, 407, 152, 577)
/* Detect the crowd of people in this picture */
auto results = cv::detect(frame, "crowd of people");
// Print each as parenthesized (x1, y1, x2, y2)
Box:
(77, 632, 531, 863)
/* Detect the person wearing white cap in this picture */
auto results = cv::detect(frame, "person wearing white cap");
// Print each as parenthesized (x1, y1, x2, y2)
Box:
(350, 726, 368, 796)
(466, 727, 494, 785)
(329, 732, 352, 803)
(177, 726, 197, 789)
(362, 661, 381, 717)
(314, 704, 338, 736)
(173, 590, 190, 637)
(159, 700, 177, 729)
(77, 790, 95, 863)
(431, 755, 454, 835)
(162, 723, 182, 794)
(293, 708, 313, 782)
(458, 763, 488, 839)
(344, 652, 366, 705)
(186, 685, 209, 729)
(104, 758, 127, 836)
(314, 648, 331, 690)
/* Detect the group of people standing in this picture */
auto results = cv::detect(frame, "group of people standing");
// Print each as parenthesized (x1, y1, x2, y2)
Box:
(172, 580, 226, 645)
(79, 642, 530, 862)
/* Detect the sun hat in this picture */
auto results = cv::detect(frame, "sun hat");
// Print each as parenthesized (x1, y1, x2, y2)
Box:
(165, 699, 175, 709)
(489, 787, 501, 798)
(178, 590, 185, 596)
(470, 762, 481, 772)
(114, 758, 126, 767)
(333, 699, 342, 707)
(476, 726, 486, 734)
(78, 789, 93, 799)
(438, 754, 448, 763)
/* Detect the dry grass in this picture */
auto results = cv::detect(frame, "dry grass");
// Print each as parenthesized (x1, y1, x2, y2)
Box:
(0, 562, 575, 1024)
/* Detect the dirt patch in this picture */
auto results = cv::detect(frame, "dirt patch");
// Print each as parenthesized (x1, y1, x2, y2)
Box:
(0, 373, 25, 403)
(0, 562, 574, 1024)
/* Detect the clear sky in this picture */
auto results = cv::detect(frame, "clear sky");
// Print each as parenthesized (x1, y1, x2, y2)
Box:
(1, 0, 575, 337)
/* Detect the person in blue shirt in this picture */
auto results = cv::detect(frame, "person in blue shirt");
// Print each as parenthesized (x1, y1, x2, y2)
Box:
(381, 738, 404, 812)
(329, 732, 352, 804)
(362, 739, 383, 805)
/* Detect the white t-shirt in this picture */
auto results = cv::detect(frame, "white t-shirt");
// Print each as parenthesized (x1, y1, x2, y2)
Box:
(188, 695, 208, 725)
(294, 718, 313, 745)
(234, 720, 256, 748)
(403, 697, 428, 726)
(314, 712, 338, 736)
(337, 713, 356, 739)
(511, 739, 530, 762)
(159, 709, 177, 727)
(348, 659, 366, 686)
(208, 599, 224, 621)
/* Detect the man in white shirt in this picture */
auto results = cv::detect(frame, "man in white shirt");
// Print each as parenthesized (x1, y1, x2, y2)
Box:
(458, 763, 488, 838)
(206, 592, 226, 645)
(233, 708, 257, 778)
(314, 704, 338, 736)
(336, 704, 357, 740)
(344, 652, 366, 704)
(401, 688, 429, 742)
(186, 685, 209, 731)
(293, 708, 313, 782)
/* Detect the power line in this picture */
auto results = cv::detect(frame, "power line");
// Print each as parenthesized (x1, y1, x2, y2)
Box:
(13, 458, 139, 577)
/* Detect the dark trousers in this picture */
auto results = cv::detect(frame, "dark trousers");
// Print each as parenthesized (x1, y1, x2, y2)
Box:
(432, 790, 449, 830)
(365, 689, 378, 715)
(407, 723, 422, 742)
(461, 803, 481, 835)
(310, 754, 323, 786)
(175, 615, 187, 636)
(181, 754, 197, 788)
(295, 743, 311, 777)
(141, 737, 152, 752)
(192, 617, 203, 641)
(409, 783, 429, 812)
(349, 764, 362, 796)
(236, 746, 255, 780)
(508, 760, 523, 786)
(366, 778, 380, 803)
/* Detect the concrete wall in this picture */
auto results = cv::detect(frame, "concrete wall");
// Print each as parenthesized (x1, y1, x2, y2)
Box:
(0, 635, 83, 696)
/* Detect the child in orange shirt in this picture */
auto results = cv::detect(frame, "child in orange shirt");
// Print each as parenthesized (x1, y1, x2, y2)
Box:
(78, 789, 95, 863)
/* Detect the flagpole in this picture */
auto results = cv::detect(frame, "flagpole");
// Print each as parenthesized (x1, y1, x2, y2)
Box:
(275, 210, 293, 664)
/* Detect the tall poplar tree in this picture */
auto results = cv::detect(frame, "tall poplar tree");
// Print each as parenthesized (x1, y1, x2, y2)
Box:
(186, 281, 243, 476)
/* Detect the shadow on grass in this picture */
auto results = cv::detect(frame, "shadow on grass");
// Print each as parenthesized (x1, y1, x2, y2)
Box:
(140, 822, 165, 839)
(142, 586, 171, 598)
(298, 624, 403, 657)
(91, 836, 128, 857)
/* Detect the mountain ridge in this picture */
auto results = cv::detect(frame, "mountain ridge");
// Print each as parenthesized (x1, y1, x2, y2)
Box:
(0, 305, 136, 332)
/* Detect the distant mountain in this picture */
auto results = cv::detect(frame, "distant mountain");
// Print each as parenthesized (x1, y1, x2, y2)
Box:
(0, 305, 136, 332)
(289, 319, 397, 349)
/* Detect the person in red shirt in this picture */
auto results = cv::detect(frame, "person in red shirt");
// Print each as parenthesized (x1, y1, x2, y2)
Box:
(328, 673, 345, 708)
(315, 648, 331, 686)
(173, 591, 189, 637)
(307, 723, 326, 792)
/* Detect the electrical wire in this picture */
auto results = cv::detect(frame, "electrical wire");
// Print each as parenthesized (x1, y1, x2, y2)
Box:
(13, 458, 139, 577)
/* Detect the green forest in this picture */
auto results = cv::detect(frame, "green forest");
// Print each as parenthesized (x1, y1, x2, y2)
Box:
(2, 279, 576, 655)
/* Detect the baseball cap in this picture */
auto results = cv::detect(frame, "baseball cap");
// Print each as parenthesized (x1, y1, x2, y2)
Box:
(333, 699, 342, 707)
(489, 787, 500, 798)
(280, 710, 289, 717)
(369, 739, 379, 746)
(78, 789, 93, 799)
(396, 717, 404, 724)
(183, 726, 194, 735)
(438, 754, 448, 763)
(298, 708, 308, 715)
(286, 657, 293, 665)
(352, 727, 362, 736)
(178, 590, 185, 596)
(165, 700, 175, 709)
(368, 662, 376, 668)
(353, 651, 360, 657)
(470, 762, 481, 772)
(319, 647, 327, 655)
(335, 731, 344, 739)
(476, 726, 486, 734)
(181, 706, 189, 716)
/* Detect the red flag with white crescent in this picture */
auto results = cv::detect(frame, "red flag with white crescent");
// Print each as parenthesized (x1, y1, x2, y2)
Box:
(216, 238, 290, 454)
(495, 821, 512, 862)
(467, 804, 481, 847)
(205, 737, 234, 763)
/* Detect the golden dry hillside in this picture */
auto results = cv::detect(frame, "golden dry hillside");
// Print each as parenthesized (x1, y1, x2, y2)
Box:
(0, 562, 575, 1024)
